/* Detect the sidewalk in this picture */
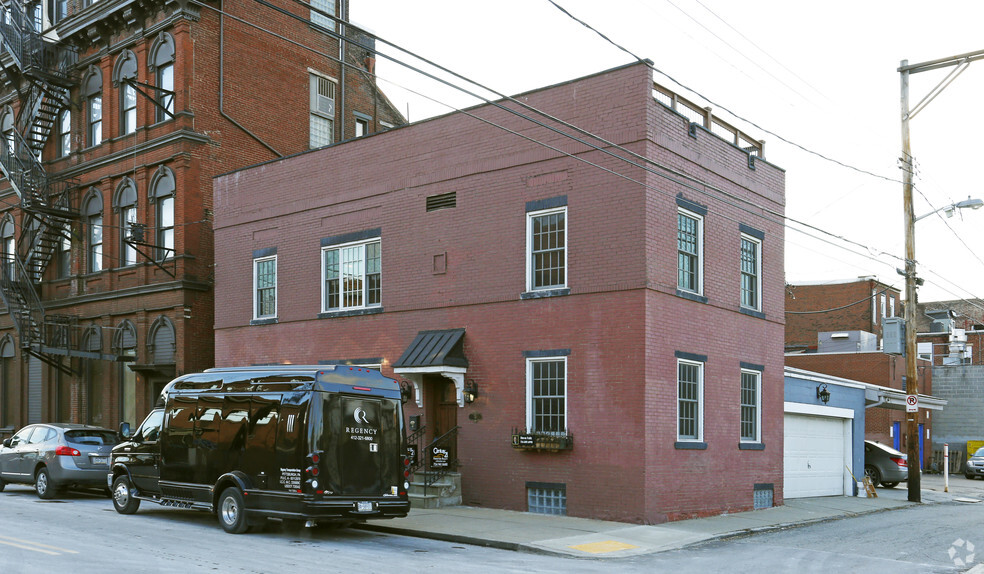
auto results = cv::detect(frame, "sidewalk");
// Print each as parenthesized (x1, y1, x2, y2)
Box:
(359, 476, 973, 559)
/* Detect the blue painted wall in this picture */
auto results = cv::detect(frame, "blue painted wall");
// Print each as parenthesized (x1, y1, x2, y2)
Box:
(785, 373, 866, 495)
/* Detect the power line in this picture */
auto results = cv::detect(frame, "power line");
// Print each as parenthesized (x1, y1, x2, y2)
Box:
(785, 284, 898, 315)
(205, 0, 970, 302)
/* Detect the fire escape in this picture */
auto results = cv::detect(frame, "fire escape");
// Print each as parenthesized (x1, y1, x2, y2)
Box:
(0, 1, 81, 371)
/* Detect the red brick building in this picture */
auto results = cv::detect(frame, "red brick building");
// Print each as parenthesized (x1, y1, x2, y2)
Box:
(0, 0, 403, 434)
(213, 62, 787, 523)
(785, 278, 900, 352)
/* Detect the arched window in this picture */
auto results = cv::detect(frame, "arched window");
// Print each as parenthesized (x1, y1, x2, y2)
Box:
(0, 216, 14, 279)
(147, 316, 175, 364)
(57, 108, 71, 158)
(83, 190, 103, 273)
(113, 320, 137, 354)
(149, 33, 175, 122)
(82, 66, 103, 147)
(114, 179, 138, 266)
(1, 106, 14, 156)
(113, 50, 138, 136)
(149, 166, 175, 260)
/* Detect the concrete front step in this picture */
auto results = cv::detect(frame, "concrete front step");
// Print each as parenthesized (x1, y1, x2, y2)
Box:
(409, 472, 461, 508)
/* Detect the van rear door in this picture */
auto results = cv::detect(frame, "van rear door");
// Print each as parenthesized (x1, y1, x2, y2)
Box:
(320, 394, 403, 497)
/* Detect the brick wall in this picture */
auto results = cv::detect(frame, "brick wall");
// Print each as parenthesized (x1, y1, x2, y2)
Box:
(214, 62, 786, 523)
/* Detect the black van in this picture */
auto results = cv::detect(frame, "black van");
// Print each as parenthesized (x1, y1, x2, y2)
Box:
(108, 365, 411, 533)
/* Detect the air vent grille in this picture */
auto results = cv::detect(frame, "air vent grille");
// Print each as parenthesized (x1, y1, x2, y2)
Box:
(426, 192, 456, 212)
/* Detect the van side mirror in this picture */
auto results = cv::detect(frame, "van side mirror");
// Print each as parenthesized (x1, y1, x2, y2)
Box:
(119, 422, 132, 440)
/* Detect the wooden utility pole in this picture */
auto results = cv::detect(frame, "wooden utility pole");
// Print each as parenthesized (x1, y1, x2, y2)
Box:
(898, 48, 984, 503)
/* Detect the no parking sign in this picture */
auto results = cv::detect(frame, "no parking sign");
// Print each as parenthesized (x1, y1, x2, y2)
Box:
(906, 394, 918, 412)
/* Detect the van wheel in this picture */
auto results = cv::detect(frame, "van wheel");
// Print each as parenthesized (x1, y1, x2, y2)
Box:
(35, 467, 58, 500)
(217, 487, 251, 534)
(112, 476, 141, 514)
(0, 475, 6, 492)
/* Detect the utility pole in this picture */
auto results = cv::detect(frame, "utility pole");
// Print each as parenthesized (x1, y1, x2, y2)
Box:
(899, 59, 920, 503)
(898, 48, 984, 503)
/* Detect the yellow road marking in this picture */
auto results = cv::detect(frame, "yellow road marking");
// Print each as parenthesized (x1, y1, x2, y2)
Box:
(568, 540, 639, 554)
(0, 534, 79, 555)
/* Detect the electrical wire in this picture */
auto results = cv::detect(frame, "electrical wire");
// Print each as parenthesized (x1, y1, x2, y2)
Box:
(201, 0, 972, 303)
(785, 284, 898, 315)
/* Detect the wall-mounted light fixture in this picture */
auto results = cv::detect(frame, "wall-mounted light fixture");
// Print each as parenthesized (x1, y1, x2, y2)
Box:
(463, 380, 479, 404)
(399, 381, 413, 404)
(816, 383, 831, 405)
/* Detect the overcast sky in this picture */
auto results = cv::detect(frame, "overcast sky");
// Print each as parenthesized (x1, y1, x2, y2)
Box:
(351, 0, 984, 305)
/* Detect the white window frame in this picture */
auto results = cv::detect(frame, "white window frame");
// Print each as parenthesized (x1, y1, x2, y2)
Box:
(525, 356, 567, 435)
(309, 72, 336, 148)
(253, 255, 277, 320)
(526, 206, 567, 292)
(676, 358, 704, 442)
(321, 238, 381, 313)
(740, 233, 762, 311)
(677, 208, 703, 295)
(739, 369, 762, 443)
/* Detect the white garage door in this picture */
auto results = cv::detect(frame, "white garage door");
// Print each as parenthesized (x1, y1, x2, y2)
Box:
(784, 413, 846, 498)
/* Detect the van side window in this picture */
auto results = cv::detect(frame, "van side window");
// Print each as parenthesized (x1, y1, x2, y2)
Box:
(137, 410, 165, 442)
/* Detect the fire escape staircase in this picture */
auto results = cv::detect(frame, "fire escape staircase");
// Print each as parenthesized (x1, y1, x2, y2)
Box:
(0, 1, 82, 371)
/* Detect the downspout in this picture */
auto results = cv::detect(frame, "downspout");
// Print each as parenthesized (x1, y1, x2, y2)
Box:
(338, 0, 345, 142)
(219, 0, 282, 157)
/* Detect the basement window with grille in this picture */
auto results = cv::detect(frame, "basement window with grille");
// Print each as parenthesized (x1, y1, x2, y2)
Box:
(426, 192, 456, 212)
(753, 483, 773, 510)
(527, 482, 567, 515)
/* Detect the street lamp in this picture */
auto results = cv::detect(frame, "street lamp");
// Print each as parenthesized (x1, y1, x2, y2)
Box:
(914, 197, 984, 222)
(900, 49, 984, 503)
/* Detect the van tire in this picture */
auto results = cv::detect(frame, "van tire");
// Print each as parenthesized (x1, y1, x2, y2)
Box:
(35, 467, 58, 500)
(112, 475, 141, 514)
(0, 476, 6, 492)
(217, 487, 251, 534)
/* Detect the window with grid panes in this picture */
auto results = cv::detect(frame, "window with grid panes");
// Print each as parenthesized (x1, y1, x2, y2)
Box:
(677, 210, 701, 293)
(527, 484, 567, 515)
(310, 74, 336, 148)
(740, 369, 760, 442)
(254, 256, 277, 319)
(528, 358, 566, 434)
(323, 240, 380, 312)
(311, 0, 336, 31)
(528, 207, 566, 291)
(740, 234, 761, 310)
(677, 359, 702, 440)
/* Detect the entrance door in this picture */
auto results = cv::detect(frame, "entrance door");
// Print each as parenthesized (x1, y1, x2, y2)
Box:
(424, 374, 458, 468)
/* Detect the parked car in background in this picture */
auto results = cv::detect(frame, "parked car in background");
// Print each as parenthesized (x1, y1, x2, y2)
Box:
(864, 440, 908, 488)
(965, 447, 984, 479)
(0, 423, 118, 499)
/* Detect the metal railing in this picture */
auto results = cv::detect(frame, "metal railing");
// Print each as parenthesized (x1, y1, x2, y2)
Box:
(653, 81, 765, 158)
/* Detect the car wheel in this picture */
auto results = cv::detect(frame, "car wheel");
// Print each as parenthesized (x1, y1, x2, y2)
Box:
(112, 475, 141, 514)
(864, 465, 881, 487)
(966, 474, 974, 480)
(217, 487, 251, 534)
(881, 482, 899, 488)
(0, 475, 6, 492)
(35, 467, 58, 500)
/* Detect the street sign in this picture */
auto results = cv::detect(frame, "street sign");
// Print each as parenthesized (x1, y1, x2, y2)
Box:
(906, 394, 918, 412)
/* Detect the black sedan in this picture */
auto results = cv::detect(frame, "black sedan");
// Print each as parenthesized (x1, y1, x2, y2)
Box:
(0, 423, 118, 498)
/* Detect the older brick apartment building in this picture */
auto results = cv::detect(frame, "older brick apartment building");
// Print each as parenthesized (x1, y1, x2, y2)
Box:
(784, 278, 938, 467)
(214, 62, 787, 523)
(0, 0, 403, 434)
